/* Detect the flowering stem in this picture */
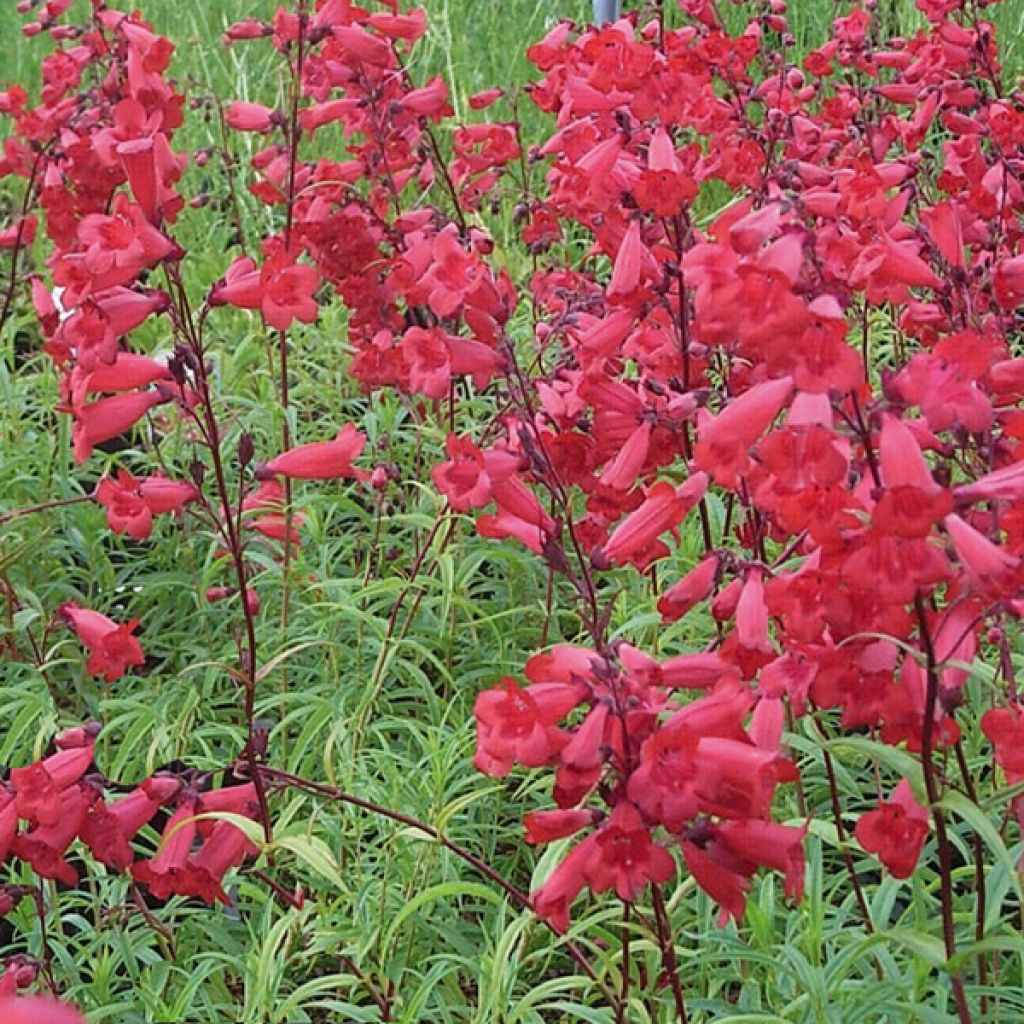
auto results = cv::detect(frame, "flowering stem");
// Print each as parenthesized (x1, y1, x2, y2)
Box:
(954, 738, 989, 1007)
(275, 0, 308, 759)
(915, 593, 972, 1024)
(257, 764, 623, 1014)
(651, 883, 688, 1023)
(167, 268, 273, 846)
(0, 144, 49, 332)
(617, 901, 630, 1023)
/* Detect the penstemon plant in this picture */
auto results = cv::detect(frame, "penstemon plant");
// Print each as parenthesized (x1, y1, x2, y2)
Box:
(1, 0, 1023, 1020)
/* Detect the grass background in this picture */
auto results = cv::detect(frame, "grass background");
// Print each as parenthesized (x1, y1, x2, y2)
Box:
(2, 1, 1024, 1022)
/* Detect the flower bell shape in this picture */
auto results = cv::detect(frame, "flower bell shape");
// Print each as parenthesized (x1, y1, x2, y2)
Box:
(59, 602, 145, 682)
(260, 423, 368, 481)
(81, 775, 181, 870)
(855, 779, 929, 879)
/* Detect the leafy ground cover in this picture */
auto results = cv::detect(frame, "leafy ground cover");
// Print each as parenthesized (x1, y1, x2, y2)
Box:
(2, 1, 1024, 1022)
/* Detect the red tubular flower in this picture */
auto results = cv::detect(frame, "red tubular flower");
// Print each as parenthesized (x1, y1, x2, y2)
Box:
(262, 259, 320, 331)
(80, 775, 181, 870)
(10, 743, 94, 826)
(583, 802, 675, 901)
(524, 808, 601, 845)
(94, 470, 152, 539)
(532, 836, 593, 933)
(682, 839, 751, 925)
(712, 820, 807, 904)
(607, 220, 660, 301)
(982, 708, 1024, 781)
(225, 101, 276, 133)
(855, 779, 929, 879)
(955, 461, 1024, 504)
(473, 676, 584, 776)
(658, 555, 719, 623)
(944, 514, 1020, 596)
(431, 435, 518, 512)
(694, 377, 794, 489)
(70, 390, 167, 464)
(261, 423, 368, 481)
(183, 821, 260, 905)
(59, 602, 145, 682)
(10, 786, 90, 885)
(94, 470, 197, 540)
(63, 195, 175, 299)
(130, 799, 198, 899)
(71, 352, 171, 404)
(597, 475, 708, 570)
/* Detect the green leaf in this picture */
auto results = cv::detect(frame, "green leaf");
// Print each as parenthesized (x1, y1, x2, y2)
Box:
(273, 835, 345, 891)
(939, 790, 1023, 905)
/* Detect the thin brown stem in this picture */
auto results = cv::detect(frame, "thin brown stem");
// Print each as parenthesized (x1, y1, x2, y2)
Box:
(915, 593, 972, 1024)
(651, 884, 688, 1023)
(258, 764, 623, 1015)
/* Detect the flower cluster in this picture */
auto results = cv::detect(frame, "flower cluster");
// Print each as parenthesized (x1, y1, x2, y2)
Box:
(0, 724, 258, 903)
(2, 0, 1024, 1017)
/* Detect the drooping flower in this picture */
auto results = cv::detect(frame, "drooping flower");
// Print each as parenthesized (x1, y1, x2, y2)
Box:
(260, 423, 368, 481)
(473, 676, 585, 777)
(855, 778, 929, 879)
(59, 602, 145, 682)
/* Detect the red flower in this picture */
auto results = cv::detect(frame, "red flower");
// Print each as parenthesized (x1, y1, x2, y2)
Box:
(184, 820, 260, 905)
(95, 469, 197, 540)
(225, 101, 276, 133)
(10, 741, 95, 827)
(80, 775, 181, 871)
(212, 255, 320, 331)
(855, 779, 929, 879)
(694, 377, 794, 489)
(130, 799, 199, 899)
(583, 802, 675, 901)
(524, 808, 601, 845)
(10, 786, 90, 885)
(262, 423, 368, 481)
(597, 475, 708, 570)
(431, 435, 518, 512)
(658, 555, 719, 623)
(59, 602, 145, 682)
(69, 390, 167, 464)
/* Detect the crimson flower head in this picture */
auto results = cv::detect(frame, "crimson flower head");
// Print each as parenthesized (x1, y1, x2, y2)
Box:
(10, 740, 95, 827)
(694, 377, 794, 489)
(59, 602, 145, 682)
(583, 801, 675, 901)
(855, 779, 929, 879)
(431, 434, 519, 512)
(225, 101, 277, 133)
(473, 676, 585, 777)
(130, 798, 199, 900)
(595, 474, 708, 570)
(184, 820, 260, 905)
(81, 774, 181, 871)
(10, 786, 90, 885)
(62, 194, 175, 300)
(211, 254, 320, 332)
(69, 389, 167, 464)
(658, 554, 719, 623)
(94, 469, 197, 540)
(260, 423, 368, 481)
